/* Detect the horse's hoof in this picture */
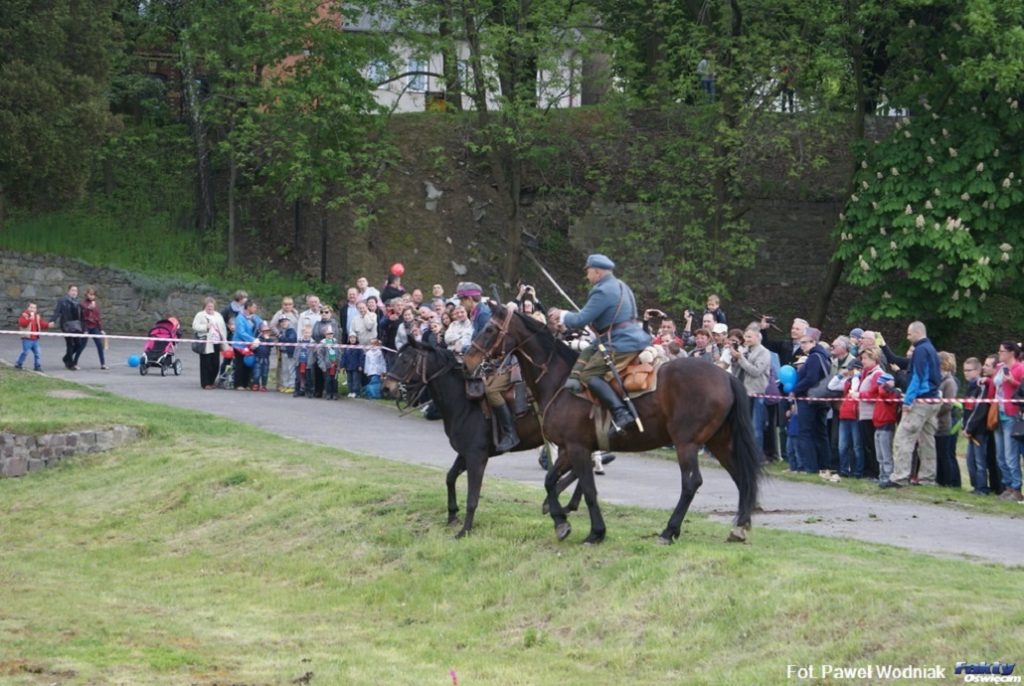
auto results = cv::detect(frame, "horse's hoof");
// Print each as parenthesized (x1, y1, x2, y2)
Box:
(655, 535, 674, 545)
(454, 528, 470, 540)
(447, 516, 462, 528)
(541, 501, 550, 515)
(555, 521, 572, 541)
(727, 527, 748, 543)
(582, 534, 605, 546)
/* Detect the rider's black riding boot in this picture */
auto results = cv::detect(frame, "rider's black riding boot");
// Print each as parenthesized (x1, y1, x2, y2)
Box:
(586, 377, 635, 435)
(494, 403, 520, 453)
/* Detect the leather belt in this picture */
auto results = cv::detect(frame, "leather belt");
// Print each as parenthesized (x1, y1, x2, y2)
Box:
(598, 319, 640, 335)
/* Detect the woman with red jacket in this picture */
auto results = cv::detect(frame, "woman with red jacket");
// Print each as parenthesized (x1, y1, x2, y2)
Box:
(77, 286, 107, 369)
(993, 341, 1024, 500)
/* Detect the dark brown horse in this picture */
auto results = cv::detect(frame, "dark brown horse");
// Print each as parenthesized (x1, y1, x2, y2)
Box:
(463, 305, 762, 545)
(383, 338, 579, 537)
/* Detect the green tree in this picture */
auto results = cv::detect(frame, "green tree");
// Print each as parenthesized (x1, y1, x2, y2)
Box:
(591, 0, 851, 312)
(832, 0, 1024, 323)
(0, 0, 117, 223)
(134, 0, 391, 269)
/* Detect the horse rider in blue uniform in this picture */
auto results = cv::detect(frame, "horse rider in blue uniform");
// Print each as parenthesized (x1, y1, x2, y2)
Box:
(547, 254, 652, 434)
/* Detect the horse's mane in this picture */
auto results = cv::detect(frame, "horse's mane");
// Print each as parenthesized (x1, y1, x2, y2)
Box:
(512, 309, 579, 367)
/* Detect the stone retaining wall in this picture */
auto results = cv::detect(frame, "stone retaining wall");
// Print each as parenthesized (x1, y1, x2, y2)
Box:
(0, 250, 232, 334)
(0, 425, 141, 477)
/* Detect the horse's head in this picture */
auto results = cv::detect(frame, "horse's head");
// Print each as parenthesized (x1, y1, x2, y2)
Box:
(463, 302, 514, 377)
(383, 338, 453, 407)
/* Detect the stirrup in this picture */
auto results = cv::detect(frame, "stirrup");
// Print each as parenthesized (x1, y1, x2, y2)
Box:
(610, 408, 636, 434)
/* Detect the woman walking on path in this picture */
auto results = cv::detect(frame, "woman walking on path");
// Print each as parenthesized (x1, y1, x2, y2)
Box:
(77, 287, 107, 369)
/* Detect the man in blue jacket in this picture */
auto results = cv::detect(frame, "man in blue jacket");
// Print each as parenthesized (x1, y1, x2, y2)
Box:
(888, 320, 941, 486)
(548, 254, 652, 434)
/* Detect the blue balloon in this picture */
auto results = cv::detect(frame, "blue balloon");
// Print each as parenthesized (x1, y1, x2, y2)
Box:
(243, 354, 256, 368)
(127, 354, 141, 368)
(778, 365, 797, 393)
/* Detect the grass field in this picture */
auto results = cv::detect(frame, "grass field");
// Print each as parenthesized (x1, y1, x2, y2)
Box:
(649, 447, 1024, 520)
(0, 210, 334, 305)
(1, 367, 1022, 685)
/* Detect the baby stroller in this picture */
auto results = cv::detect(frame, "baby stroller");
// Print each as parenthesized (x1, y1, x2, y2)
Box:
(140, 316, 183, 376)
(215, 351, 235, 389)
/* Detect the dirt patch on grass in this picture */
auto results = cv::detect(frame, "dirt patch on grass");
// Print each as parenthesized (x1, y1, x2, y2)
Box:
(45, 389, 95, 400)
(0, 659, 77, 680)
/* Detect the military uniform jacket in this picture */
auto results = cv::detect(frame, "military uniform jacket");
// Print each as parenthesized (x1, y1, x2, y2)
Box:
(563, 273, 651, 353)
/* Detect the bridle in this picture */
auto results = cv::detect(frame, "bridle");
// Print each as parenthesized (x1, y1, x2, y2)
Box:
(386, 347, 458, 414)
(469, 310, 555, 383)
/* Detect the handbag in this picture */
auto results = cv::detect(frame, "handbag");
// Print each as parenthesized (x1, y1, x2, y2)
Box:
(62, 319, 83, 334)
(191, 334, 207, 354)
(1011, 418, 1024, 439)
(807, 356, 841, 399)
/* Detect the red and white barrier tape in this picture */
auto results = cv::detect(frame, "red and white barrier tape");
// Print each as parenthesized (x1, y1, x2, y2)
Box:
(750, 392, 1022, 405)
(0, 329, 396, 353)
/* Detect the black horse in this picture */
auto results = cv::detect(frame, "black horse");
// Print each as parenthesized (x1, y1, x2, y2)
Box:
(383, 338, 578, 538)
(463, 305, 762, 545)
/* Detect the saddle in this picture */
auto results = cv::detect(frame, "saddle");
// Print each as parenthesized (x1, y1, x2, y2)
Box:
(615, 348, 661, 394)
(577, 347, 667, 450)
(466, 362, 532, 418)
(574, 347, 665, 401)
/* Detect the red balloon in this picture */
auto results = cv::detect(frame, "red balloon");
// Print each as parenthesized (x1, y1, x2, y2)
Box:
(390, 262, 405, 276)
(221, 348, 234, 360)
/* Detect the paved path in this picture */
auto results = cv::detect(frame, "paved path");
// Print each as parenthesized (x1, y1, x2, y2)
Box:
(3, 335, 1021, 566)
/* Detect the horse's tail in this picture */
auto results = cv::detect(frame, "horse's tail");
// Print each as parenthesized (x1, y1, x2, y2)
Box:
(726, 374, 763, 526)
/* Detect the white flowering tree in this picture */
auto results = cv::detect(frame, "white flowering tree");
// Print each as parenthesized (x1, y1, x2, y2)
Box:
(832, 0, 1024, 321)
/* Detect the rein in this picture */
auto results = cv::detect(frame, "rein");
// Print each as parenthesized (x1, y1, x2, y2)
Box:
(476, 311, 556, 383)
(387, 347, 457, 415)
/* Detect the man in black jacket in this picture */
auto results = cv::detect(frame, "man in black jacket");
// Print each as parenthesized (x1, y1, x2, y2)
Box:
(51, 284, 85, 370)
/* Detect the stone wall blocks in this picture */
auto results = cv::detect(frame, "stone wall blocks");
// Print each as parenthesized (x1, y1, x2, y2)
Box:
(0, 425, 140, 479)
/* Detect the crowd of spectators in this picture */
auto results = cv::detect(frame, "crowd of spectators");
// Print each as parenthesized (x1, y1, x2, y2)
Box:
(642, 300, 1023, 501)
(15, 275, 1022, 502)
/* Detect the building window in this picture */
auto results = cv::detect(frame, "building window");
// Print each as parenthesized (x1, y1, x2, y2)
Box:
(407, 59, 426, 92)
(367, 60, 389, 86)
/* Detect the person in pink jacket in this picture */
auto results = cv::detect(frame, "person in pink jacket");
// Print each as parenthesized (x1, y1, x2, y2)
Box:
(993, 341, 1024, 500)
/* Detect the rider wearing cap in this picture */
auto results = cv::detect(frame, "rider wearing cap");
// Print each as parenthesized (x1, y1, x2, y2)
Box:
(457, 281, 519, 452)
(548, 254, 652, 434)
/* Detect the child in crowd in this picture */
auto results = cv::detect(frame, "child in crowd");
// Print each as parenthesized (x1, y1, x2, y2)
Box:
(251, 322, 275, 391)
(362, 338, 387, 399)
(219, 317, 236, 380)
(15, 303, 50, 371)
(294, 325, 315, 398)
(341, 333, 365, 399)
(784, 405, 800, 472)
(317, 326, 341, 400)
(704, 293, 727, 324)
(871, 374, 902, 487)
(277, 317, 297, 392)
